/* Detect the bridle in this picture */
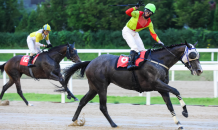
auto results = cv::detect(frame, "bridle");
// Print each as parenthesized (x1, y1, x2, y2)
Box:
(151, 43, 199, 70)
(66, 44, 77, 61)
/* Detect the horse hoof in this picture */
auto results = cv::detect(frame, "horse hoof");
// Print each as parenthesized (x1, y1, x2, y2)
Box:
(182, 111, 188, 118)
(67, 95, 72, 100)
(28, 103, 34, 106)
(178, 126, 184, 130)
(111, 124, 118, 128)
(74, 98, 79, 101)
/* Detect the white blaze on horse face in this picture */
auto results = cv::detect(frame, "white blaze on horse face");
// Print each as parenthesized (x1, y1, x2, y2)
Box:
(121, 57, 128, 63)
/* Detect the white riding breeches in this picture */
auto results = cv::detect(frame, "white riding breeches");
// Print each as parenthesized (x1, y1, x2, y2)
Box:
(122, 26, 146, 52)
(27, 36, 41, 54)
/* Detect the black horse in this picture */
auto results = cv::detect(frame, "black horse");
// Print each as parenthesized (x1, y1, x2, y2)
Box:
(0, 43, 81, 106)
(63, 41, 203, 130)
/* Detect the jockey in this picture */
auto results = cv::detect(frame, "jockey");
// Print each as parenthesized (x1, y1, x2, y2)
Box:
(27, 24, 53, 67)
(122, 3, 164, 70)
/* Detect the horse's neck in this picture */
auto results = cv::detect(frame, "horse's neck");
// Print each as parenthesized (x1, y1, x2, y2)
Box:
(151, 45, 186, 69)
(48, 48, 66, 63)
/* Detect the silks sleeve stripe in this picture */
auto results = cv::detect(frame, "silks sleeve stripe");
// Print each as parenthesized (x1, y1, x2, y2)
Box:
(148, 22, 160, 42)
(126, 7, 136, 17)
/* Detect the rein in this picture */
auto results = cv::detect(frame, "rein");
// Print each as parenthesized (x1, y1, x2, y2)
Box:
(147, 44, 194, 70)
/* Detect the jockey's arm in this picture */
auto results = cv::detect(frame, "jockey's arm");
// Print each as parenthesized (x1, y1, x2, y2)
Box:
(126, 7, 138, 18)
(45, 34, 51, 45)
(148, 22, 160, 42)
(35, 34, 46, 47)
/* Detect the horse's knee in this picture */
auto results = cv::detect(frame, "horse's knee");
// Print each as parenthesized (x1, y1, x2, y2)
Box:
(172, 88, 180, 96)
(100, 105, 107, 112)
(17, 90, 23, 95)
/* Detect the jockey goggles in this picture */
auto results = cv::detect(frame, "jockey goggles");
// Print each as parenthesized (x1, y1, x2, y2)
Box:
(144, 9, 153, 15)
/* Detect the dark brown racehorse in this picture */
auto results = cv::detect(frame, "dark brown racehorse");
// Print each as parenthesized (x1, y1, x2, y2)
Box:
(62, 42, 203, 130)
(0, 43, 81, 106)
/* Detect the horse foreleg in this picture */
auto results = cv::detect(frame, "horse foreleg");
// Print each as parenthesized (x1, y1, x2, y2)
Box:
(98, 90, 117, 128)
(158, 91, 184, 130)
(176, 95, 188, 118)
(14, 79, 32, 106)
(156, 80, 188, 118)
(58, 73, 79, 101)
(49, 72, 78, 101)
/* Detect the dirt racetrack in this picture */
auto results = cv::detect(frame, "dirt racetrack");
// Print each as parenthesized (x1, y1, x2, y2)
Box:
(0, 79, 218, 130)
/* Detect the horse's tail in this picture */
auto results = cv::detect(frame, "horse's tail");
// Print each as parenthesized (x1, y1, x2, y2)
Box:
(0, 63, 6, 74)
(64, 61, 91, 85)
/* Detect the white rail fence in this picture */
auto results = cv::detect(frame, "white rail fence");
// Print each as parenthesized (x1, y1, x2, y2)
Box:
(0, 49, 218, 104)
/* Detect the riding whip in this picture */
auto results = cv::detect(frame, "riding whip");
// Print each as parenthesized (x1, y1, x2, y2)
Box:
(109, 0, 145, 7)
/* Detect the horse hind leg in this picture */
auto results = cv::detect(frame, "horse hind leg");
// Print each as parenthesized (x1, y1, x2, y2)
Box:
(72, 89, 97, 122)
(159, 91, 184, 130)
(0, 78, 14, 101)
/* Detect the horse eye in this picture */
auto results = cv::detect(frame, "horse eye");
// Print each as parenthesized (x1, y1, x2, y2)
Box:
(189, 52, 197, 59)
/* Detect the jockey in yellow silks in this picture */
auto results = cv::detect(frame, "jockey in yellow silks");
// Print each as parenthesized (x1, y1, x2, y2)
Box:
(27, 24, 53, 67)
(122, 3, 164, 70)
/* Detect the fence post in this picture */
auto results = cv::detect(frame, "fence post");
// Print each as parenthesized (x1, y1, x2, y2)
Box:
(212, 52, 214, 61)
(3, 71, 6, 86)
(98, 51, 101, 56)
(61, 93, 65, 103)
(171, 70, 175, 81)
(146, 92, 150, 105)
(69, 76, 73, 93)
(213, 71, 217, 98)
(3, 71, 7, 93)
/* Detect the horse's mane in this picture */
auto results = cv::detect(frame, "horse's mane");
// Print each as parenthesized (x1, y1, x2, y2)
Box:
(47, 44, 68, 52)
(151, 43, 186, 52)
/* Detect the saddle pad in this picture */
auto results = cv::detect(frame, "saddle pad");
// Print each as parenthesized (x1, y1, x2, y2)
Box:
(20, 54, 40, 66)
(117, 56, 129, 68)
(116, 51, 147, 69)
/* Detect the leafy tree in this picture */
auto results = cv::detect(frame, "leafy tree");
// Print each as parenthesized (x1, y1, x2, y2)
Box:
(173, 0, 210, 29)
(0, 0, 23, 32)
(213, 0, 218, 30)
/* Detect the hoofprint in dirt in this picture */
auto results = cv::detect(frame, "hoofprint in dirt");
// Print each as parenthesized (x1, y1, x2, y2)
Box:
(0, 101, 217, 130)
(0, 79, 214, 98)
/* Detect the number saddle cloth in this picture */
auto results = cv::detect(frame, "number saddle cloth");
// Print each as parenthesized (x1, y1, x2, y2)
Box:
(20, 54, 40, 66)
(115, 50, 150, 70)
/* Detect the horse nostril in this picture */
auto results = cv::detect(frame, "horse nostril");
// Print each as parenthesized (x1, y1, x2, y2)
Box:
(198, 69, 203, 73)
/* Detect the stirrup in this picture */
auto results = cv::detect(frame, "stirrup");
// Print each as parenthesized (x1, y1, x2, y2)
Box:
(127, 65, 136, 70)
(28, 64, 36, 67)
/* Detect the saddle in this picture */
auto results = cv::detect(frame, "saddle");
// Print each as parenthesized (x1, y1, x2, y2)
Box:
(20, 54, 40, 66)
(20, 54, 40, 80)
(115, 50, 150, 71)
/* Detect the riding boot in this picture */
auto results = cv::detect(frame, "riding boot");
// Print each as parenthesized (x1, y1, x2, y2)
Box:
(28, 56, 35, 67)
(127, 50, 138, 70)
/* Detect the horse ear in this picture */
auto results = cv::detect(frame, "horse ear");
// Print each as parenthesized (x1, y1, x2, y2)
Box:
(185, 40, 192, 49)
(194, 41, 198, 47)
(72, 42, 75, 48)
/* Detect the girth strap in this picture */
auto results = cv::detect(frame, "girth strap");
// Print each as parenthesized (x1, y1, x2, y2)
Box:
(132, 70, 143, 93)
(29, 68, 39, 81)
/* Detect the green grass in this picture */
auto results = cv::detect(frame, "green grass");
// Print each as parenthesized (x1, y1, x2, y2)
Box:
(2, 93, 218, 106)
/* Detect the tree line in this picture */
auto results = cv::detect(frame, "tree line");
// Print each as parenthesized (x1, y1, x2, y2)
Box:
(1, 0, 218, 33)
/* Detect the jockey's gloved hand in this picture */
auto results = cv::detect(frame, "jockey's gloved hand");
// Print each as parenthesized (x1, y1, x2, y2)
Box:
(158, 42, 164, 46)
(47, 44, 53, 48)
